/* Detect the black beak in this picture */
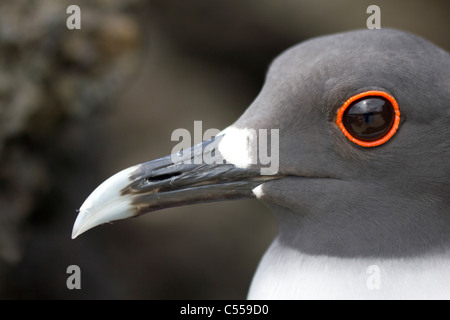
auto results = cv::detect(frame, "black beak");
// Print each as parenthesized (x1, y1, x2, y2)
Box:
(72, 135, 283, 238)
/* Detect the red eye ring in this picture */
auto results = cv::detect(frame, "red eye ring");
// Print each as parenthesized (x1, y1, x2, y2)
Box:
(336, 90, 401, 147)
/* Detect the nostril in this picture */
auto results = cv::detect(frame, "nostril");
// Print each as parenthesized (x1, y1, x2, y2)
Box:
(146, 172, 182, 182)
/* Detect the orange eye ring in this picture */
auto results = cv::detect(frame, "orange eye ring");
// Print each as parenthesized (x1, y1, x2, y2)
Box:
(336, 90, 401, 147)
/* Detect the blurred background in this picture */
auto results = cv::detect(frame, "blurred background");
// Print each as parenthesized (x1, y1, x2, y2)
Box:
(0, 0, 449, 299)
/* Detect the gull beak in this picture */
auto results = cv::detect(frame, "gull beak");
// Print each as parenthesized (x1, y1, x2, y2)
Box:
(72, 135, 282, 239)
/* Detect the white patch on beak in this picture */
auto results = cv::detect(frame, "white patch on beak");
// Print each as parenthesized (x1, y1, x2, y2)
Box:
(218, 126, 258, 169)
(71, 165, 138, 239)
(252, 184, 265, 199)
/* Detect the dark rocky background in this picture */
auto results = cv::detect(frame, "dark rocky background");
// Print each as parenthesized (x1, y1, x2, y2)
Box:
(0, 0, 449, 299)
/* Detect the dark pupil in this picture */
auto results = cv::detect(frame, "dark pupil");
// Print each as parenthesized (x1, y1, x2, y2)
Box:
(343, 97, 395, 142)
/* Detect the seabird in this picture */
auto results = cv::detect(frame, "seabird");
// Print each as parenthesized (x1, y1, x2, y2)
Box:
(72, 29, 450, 300)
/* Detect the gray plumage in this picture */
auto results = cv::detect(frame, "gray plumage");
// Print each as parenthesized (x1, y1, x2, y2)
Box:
(73, 29, 450, 299)
(234, 29, 450, 258)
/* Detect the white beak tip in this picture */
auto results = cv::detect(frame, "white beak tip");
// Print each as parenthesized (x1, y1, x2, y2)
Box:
(71, 166, 139, 239)
(71, 210, 91, 239)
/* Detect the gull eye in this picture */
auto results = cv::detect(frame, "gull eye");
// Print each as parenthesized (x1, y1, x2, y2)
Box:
(336, 91, 401, 147)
